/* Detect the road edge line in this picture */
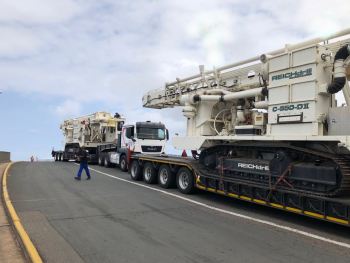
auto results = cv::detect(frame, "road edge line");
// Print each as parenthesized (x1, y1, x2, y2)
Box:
(2, 162, 43, 263)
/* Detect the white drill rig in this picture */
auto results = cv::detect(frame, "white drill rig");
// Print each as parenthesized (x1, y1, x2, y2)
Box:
(52, 111, 125, 162)
(143, 28, 350, 197)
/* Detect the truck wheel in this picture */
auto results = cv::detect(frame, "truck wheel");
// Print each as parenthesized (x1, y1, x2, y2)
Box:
(143, 162, 157, 184)
(130, 160, 142, 181)
(176, 167, 195, 194)
(158, 164, 175, 188)
(55, 154, 58, 161)
(120, 155, 128, 172)
(104, 156, 111, 167)
(98, 156, 104, 166)
(59, 154, 62, 161)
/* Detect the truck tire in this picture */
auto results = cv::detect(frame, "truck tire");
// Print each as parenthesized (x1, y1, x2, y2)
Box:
(98, 156, 104, 166)
(143, 162, 157, 184)
(176, 167, 195, 194)
(59, 154, 62, 161)
(120, 155, 128, 172)
(104, 156, 112, 167)
(55, 153, 58, 161)
(158, 164, 175, 188)
(130, 160, 142, 181)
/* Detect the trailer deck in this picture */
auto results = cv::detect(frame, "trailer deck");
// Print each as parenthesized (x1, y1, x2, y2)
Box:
(131, 153, 350, 226)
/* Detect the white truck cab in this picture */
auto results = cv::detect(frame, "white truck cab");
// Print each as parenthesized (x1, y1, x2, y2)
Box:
(122, 121, 168, 154)
(108, 121, 168, 170)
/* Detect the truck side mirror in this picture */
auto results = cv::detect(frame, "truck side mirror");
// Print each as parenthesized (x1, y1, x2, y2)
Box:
(126, 127, 131, 138)
(117, 121, 124, 131)
(166, 129, 169, 140)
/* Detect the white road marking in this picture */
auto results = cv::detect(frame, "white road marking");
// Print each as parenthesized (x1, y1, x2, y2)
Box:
(76, 164, 350, 249)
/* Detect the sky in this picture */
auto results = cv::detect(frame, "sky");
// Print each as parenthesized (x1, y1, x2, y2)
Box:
(0, 0, 350, 161)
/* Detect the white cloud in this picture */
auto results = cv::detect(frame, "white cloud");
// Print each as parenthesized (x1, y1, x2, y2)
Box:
(54, 100, 82, 119)
(0, 26, 43, 57)
(0, 0, 85, 24)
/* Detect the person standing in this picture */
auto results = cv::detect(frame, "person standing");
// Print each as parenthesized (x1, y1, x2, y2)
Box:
(75, 146, 91, 180)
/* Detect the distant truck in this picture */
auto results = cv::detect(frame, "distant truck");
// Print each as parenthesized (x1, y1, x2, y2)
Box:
(52, 111, 125, 162)
(52, 111, 168, 168)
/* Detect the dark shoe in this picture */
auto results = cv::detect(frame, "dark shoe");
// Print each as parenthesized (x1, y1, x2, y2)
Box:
(86, 177, 91, 180)
(75, 177, 81, 180)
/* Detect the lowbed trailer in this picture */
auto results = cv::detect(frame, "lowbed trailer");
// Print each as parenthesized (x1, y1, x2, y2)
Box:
(126, 153, 350, 227)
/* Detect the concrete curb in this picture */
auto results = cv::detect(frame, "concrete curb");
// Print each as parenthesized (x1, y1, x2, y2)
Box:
(2, 162, 43, 263)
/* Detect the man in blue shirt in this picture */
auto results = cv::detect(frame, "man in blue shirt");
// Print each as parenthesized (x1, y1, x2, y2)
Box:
(75, 146, 91, 180)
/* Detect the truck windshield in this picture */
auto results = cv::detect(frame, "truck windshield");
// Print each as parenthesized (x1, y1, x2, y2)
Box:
(137, 128, 165, 140)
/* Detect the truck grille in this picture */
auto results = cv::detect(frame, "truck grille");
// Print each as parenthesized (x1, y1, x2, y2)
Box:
(141, 146, 162, 152)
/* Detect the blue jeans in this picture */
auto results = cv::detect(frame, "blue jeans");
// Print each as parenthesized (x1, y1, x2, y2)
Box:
(77, 163, 91, 178)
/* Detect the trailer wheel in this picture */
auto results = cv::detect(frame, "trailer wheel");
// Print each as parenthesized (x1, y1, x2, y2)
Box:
(104, 156, 111, 167)
(98, 156, 104, 166)
(55, 153, 58, 161)
(130, 160, 142, 181)
(158, 164, 175, 188)
(120, 155, 128, 172)
(176, 167, 195, 194)
(143, 162, 158, 184)
(59, 154, 62, 161)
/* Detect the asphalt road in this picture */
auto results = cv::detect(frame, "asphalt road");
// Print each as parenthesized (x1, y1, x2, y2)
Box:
(7, 161, 350, 263)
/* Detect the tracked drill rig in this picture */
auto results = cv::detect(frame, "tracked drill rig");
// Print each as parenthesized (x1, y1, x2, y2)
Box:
(53, 111, 125, 161)
(143, 28, 350, 197)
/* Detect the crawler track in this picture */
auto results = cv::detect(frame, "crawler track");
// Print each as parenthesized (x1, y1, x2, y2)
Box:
(199, 143, 350, 197)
